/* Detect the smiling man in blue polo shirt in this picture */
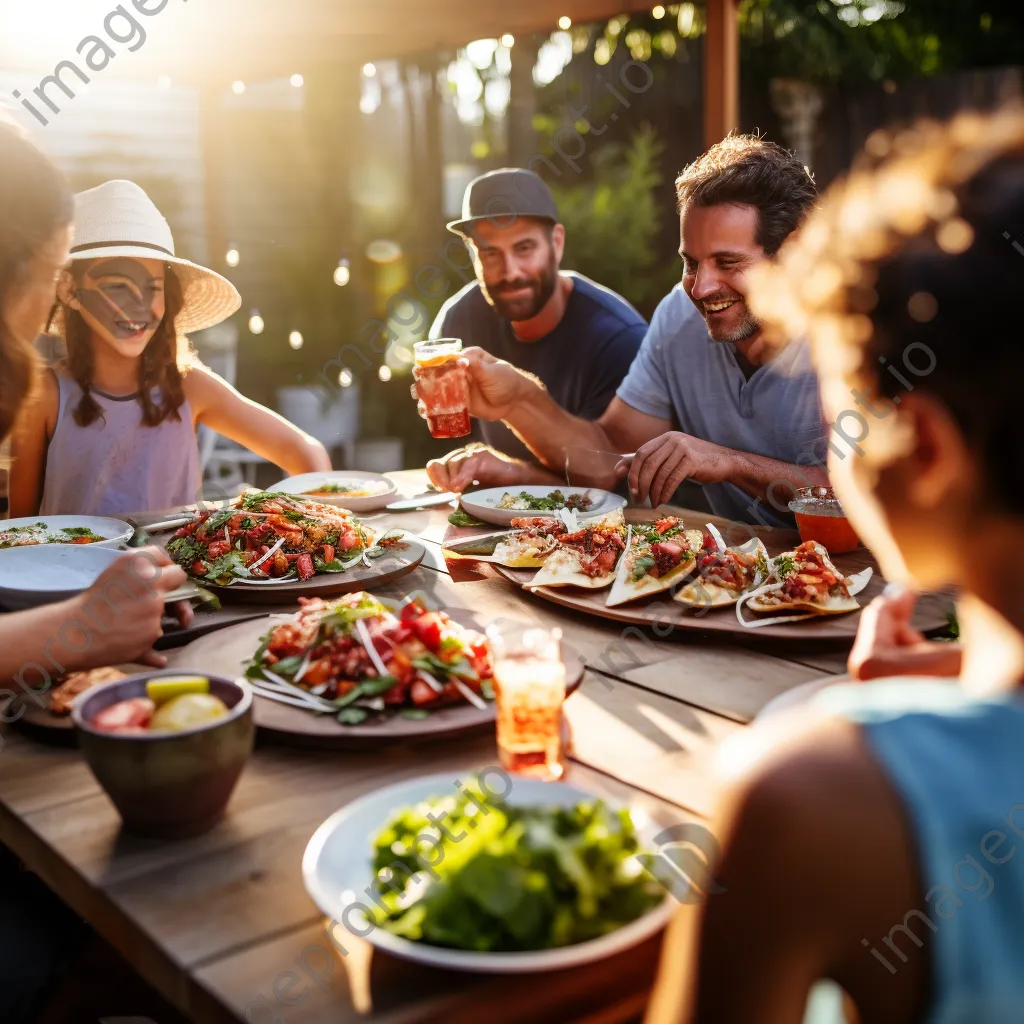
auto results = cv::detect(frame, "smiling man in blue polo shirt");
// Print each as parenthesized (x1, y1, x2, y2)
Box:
(420, 135, 830, 527)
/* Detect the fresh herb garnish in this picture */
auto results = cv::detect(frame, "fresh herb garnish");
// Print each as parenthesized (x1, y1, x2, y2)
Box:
(774, 554, 796, 579)
(337, 707, 369, 725)
(448, 510, 488, 527)
(631, 555, 656, 581)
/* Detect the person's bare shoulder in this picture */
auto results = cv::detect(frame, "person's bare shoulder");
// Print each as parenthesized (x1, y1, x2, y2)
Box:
(181, 359, 231, 408)
(695, 712, 930, 1023)
(25, 364, 62, 437)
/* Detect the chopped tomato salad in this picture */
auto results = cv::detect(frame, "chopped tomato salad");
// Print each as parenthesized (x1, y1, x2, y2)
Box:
(167, 491, 392, 585)
(246, 592, 495, 724)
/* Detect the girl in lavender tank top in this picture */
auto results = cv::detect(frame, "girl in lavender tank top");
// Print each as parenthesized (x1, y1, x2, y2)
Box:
(9, 180, 331, 518)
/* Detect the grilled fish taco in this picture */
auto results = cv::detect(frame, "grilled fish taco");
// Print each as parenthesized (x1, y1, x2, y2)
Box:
(528, 509, 627, 590)
(490, 516, 568, 567)
(738, 541, 870, 624)
(607, 517, 703, 607)
(675, 531, 769, 610)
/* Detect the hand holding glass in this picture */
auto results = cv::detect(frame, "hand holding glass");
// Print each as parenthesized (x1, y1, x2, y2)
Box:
(414, 338, 471, 439)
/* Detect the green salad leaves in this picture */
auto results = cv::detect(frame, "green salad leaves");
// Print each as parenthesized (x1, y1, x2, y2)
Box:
(367, 780, 663, 952)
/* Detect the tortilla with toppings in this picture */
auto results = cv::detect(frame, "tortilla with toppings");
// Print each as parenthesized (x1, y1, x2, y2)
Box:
(49, 666, 128, 716)
(490, 516, 569, 567)
(675, 532, 769, 610)
(740, 540, 867, 620)
(528, 509, 627, 590)
(606, 517, 704, 606)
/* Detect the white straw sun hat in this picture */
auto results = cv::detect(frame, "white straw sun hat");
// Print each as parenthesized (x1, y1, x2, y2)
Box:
(53, 179, 241, 336)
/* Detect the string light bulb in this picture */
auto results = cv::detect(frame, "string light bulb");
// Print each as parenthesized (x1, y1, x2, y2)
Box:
(378, 365, 392, 382)
(288, 330, 303, 350)
(225, 246, 240, 268)
(500, 33, 515, 47)
(558, 15, 572, 29)
(232, 80, 246, 95)
(653, 4, 666, 18)
(290, 73, 304, 88)
(248, 310, 264, 335)
(339, 369, 354, 387)
(362, 63, 376, 77)
(333, 259, 351, 287)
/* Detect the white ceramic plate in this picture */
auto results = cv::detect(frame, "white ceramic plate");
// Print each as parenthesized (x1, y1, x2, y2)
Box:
(0, 545, 124, 610)
(302, 772, 673, 973)
(267, 471, 397, 512)
(755, 675, 853, 720)
(0, 515, 133, 551)
(459, 486, 627, 527)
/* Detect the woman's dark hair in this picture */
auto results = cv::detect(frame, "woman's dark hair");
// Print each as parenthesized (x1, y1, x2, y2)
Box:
(62, 263, 188, 427)
(752, 108, 1024, 513)
(0, 120, 73, 440)
(675, 133, 818, 255)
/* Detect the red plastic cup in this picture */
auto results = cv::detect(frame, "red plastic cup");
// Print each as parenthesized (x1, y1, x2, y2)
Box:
(413, 338, 471, 439)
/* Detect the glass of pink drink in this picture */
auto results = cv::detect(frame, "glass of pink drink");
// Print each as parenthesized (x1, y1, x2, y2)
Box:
(487, 625, 566, 781)
(413, 338, 471, 439)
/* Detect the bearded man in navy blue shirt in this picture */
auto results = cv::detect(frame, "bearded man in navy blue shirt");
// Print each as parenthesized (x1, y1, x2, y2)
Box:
(424, 168, 646, 492)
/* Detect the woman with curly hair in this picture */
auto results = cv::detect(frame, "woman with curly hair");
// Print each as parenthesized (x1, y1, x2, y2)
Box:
(9, 178, 329, 517)
(648, 107, 1024, 1023)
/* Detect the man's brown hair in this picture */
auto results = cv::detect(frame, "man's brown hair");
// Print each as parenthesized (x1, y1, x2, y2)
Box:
(675, 133, 817, 256)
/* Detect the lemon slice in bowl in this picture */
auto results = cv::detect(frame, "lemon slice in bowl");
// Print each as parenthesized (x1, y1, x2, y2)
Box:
(146, 675, 210, 705)
(150, 693, 229, 732)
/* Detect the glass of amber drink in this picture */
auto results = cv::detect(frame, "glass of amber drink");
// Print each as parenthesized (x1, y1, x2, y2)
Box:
(413, 338, 471, 439)
(487, 625, 566, 781)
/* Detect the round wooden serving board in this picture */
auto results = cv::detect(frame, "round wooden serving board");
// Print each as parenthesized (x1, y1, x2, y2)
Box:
(487, 513, 952, 642)
(202, 535, 426, 605)
(166, 614, 584, 748)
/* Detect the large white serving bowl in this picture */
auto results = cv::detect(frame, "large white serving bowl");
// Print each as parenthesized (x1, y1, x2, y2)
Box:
(0, 515, 133, 550)
(302, 771, 673, 974)
(459, 486, 627, 527)
(267, 471, 397, 512)
(0, 545, 124, 610)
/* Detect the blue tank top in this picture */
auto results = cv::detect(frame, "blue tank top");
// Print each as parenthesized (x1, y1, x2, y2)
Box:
(816, 681, 1024, 1023)
(39, 371, 201, 517)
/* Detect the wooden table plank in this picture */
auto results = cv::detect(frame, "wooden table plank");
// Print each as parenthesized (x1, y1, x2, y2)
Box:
(619, 645, 828, 723)
(194, 924, 665, 1024)
(566, 678, 741, 818)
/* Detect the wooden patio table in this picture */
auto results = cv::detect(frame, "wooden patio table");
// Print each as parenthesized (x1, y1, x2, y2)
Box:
(0, 470, 933, 1023)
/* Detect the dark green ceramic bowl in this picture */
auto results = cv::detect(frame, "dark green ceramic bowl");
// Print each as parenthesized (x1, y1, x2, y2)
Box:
(71, 670, 254, 839)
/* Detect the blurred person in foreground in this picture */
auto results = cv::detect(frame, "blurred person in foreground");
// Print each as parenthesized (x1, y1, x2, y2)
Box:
(417, 137, 829, 527)
(0, 119, 192, 1022)
(423, 168, 646, 493)
(647, 108, 1024, 1023)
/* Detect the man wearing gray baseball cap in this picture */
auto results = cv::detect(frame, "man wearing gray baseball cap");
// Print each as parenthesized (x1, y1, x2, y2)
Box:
(423, 168, 647, 492)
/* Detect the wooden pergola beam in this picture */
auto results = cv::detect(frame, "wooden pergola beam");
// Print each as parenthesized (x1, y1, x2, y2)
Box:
(703, 0, 740, 149)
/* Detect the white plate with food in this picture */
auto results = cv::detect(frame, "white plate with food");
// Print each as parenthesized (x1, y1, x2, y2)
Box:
(268, 471, 397, 512)
(302, 772, 672, 972)
(0, 515, 133, 551)
(0, 545, 124, 610)
(459, 485, 626, 527)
